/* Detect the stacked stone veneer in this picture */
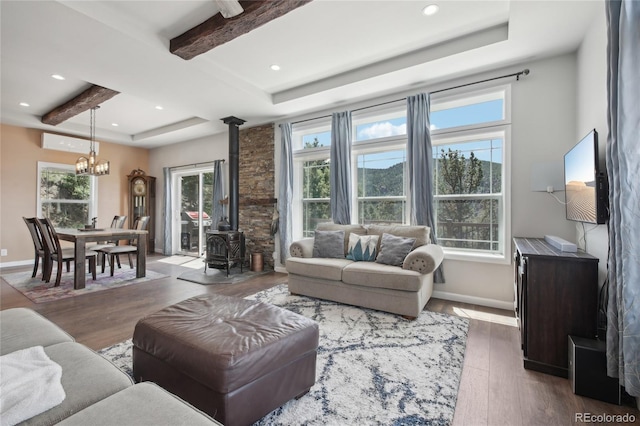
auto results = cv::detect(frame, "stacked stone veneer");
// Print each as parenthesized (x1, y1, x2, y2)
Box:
(238, 123, 275, 269)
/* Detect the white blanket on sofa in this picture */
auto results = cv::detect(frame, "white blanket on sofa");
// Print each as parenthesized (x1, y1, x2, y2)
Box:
(0, 346, 66, 426)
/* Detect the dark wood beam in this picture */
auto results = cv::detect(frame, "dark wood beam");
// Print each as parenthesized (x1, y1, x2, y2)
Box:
(41, 85, 120, 126)
(170, 0, 313, 60)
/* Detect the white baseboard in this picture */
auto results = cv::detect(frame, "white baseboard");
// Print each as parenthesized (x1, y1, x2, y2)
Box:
(274, 265, 288, 274)
(431, 290, 514, 311)
(0, 259, 33, 269)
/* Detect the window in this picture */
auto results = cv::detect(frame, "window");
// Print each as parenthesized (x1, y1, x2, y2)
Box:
(356, 149, 407, 225)
(290, 85, 510, 262)
(301, 155, 331, 237)
(37, 162, 96, 228)
(433, 134, 505, 253)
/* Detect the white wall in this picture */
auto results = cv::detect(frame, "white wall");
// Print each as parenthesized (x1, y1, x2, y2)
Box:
(148, 133, 229, 253)
(434, 54, 580, 308)
(575, 1, 609, 289)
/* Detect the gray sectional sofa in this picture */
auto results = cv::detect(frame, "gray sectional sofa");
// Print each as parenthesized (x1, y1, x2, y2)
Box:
(0, 308, 220, 426)
(286, 223, 444, 319)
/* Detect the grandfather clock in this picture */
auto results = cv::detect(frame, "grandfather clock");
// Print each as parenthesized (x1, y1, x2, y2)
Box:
(127, 169, 156, 253)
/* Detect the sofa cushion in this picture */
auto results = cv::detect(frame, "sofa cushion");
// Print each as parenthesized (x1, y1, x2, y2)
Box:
(317, 223, 367, 254)
(57, 382, 221, 426)
(0, 308, 74, 356)
(286, 257, 354, 281)
(342, 262, 423, 292)
(346, 233, 378, 261)
(366, 224, 430, 249)
(24, 342, 134, 425)
(375, 233, 416, 267)
(312, 230, 345, 258)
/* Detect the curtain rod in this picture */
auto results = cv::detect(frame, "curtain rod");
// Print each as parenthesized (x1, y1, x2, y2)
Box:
(170, 159, 224, 171)
(291, 69, 530, 125)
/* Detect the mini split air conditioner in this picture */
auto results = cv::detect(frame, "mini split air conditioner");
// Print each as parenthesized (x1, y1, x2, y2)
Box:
(41, 132, 99, 155)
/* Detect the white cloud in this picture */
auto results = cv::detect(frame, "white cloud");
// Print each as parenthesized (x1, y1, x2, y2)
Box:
(357, 122, 406, 140)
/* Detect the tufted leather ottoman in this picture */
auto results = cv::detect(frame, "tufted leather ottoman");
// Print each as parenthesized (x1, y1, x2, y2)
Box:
(132, 293, 319, 426)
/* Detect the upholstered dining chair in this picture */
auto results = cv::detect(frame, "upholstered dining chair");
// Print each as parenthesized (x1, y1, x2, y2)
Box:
(23, 217, 47, 279)
(91, 215, 127, 266)
(35, 217, 98, 287)
(98, 216, 150, 276)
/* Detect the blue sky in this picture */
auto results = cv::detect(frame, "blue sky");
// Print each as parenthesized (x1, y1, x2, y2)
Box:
(302, 99, 504, 168)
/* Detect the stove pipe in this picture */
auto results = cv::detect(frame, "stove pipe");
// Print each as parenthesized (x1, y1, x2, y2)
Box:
(222, 116, 245, 231)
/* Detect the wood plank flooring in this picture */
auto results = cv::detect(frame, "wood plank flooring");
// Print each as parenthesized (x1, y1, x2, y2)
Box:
(1, 254, 637, 425)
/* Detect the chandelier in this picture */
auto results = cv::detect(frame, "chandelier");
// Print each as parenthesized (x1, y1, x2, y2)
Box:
(76, 106, 110, 176)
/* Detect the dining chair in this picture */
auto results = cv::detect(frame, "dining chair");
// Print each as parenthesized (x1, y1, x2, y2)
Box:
(35, 217, 98, 287)
(92, 215, 127, 266)
(23, 217, 47, 279)
(98, 216, 150, 276)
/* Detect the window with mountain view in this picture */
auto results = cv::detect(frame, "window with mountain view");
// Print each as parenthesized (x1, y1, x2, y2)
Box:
(291, 85, 510, 260)
(356, 150, 406, 224)
(433, 137, 503, 252)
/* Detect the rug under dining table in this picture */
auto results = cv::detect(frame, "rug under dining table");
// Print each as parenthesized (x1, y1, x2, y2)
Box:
(1, 268, 167, 303)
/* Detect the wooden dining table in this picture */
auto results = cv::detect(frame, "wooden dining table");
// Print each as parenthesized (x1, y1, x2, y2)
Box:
(56, 227, 148, 290)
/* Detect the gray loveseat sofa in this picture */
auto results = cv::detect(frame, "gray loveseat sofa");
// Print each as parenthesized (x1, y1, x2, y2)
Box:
(0, 308, 220, 426)
(286, 223, 444, 319)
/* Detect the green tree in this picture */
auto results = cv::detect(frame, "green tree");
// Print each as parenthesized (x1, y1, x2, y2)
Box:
(302, 138, 331, 235)
(436, 148, 487, 248)
(303, 138, 330, 198)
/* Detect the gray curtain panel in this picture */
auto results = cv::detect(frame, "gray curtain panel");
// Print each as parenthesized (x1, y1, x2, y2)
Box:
(162, 167, 172, 255)
(407, 93, 444, 283)
(605, 0, 640, 397)
(212, 160, 225, 227)
(278, 123, 294, 264)
(330, 111, 352, 225)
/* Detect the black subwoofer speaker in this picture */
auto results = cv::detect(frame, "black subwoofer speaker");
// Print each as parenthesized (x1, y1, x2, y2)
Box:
(568, 335, 622, 405)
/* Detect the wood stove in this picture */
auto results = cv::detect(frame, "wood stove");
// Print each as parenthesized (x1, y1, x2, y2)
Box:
(205, 116, 246, 276)
(205, 230, 245, 276)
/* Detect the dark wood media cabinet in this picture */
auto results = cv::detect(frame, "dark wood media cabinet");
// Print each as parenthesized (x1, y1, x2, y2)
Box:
(513, 237, 598, 377)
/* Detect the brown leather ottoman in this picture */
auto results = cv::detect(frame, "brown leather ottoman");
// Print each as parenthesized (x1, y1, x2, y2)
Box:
(132, 293, 319, 426)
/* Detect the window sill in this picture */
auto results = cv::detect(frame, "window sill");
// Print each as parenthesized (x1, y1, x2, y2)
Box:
(442, 249, 511, 265)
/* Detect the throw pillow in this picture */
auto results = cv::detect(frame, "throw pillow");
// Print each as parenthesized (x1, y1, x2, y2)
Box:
(312, 230, 345, 258)
(346, 233, 379, 262)
(375, 233, 416, 266)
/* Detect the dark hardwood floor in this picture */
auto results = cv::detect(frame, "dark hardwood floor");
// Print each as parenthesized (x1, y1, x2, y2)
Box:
(1, 254, 637, 425)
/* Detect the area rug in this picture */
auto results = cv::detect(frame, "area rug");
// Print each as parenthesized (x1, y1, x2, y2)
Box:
(1, 268, 168, 303)
(99, 284, 469, 425)
(177, 266, 269, 285)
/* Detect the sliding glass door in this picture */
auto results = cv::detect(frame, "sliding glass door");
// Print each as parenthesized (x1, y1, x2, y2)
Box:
(173, 168, 214, 256)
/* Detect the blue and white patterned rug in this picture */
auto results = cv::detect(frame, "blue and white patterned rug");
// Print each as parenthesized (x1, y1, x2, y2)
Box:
(99, 284, 469, 425)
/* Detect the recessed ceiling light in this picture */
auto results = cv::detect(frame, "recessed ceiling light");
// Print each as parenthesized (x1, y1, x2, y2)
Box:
(270, 64, 281, 71)
(155, 105, 164, 110)
(422, 4, 439, 16)
(111, 123, 119, 127)
(51, 74, 65, 80)
(19, 102, 30, 107)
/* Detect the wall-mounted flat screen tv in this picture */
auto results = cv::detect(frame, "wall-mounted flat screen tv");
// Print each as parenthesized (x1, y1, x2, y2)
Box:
(564, 129, 609, 224)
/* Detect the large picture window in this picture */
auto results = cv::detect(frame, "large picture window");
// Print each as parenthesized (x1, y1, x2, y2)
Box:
(290, 85, 510, 261)
(433, 134, 505, 253)
(356, 149, 407, 225)
(37, 162, 96, 228)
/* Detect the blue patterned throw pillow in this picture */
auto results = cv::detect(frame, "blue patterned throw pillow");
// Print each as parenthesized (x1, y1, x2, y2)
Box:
(346, 234, 378, 262)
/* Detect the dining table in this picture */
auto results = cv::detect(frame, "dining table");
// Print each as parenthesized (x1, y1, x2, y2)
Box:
(56, 227, 148, 290)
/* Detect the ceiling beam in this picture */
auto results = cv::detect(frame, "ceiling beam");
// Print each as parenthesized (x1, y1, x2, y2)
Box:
(170, 0, 313, 60)
(41, 85, 120, 126)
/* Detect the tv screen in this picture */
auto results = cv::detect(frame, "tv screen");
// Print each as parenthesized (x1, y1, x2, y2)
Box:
(564, 129, 608, 224)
